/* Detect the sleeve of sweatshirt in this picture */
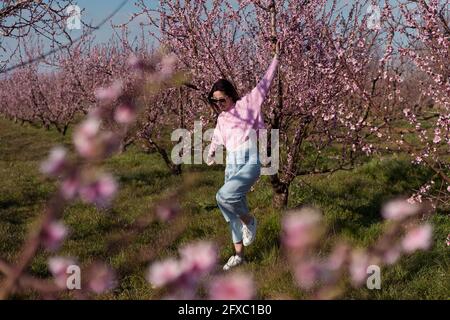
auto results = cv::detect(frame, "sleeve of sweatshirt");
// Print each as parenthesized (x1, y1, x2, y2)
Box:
(208, 120, 224, 157)
(243, 54, 279, 114)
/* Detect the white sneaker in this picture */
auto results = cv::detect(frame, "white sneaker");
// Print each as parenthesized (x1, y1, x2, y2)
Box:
(242, 217, 257, 246)
(223, 255, 244, 271)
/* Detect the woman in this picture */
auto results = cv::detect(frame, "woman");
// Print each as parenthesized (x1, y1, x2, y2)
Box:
(206, 52, 279, 271)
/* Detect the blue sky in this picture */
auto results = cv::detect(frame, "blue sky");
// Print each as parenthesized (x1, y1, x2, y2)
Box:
(1, 0, 154, 72)
(3, 0, 433, 72)
(1, 0, 355, 60)
(67, 0, 153, 44)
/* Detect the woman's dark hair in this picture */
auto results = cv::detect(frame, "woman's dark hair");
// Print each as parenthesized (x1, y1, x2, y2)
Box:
(207, 78, 240, 105)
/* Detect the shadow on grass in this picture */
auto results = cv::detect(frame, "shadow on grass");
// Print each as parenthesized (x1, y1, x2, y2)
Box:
(117, 169, 172, 186)
(0, 199, 24, 212)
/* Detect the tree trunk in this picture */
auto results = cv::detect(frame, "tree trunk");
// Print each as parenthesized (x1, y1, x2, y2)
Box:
(117, 137, 135, 154)
(269, 174, 289, 209)
(273, 188, 289, 209)
(143, 137, 183, 176)
(170, 164, 182, 176)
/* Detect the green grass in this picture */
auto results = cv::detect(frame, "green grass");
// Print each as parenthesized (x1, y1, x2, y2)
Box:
(0, 117, 448, 299)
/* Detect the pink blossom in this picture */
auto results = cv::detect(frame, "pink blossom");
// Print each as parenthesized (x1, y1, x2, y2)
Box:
(60, 174, 80, 200)
(179, 241, 217, 276)
(349, 249, 370, 287)
(146, 258, 182, 288)
(209, 273, 255, 300)
(447, 186, 450, 193)
(326, 243, 349, 270)
(155, 201, 180, 222)
(101, 131, 121, 157)
(87, 263, 117, 294)
(79, 174, 118, 208)
(401, 224, 433, 253)
(41, 221, 68, 251)
(158, 53, 178, 81)
(114, 102, 136, 124)
(294, 261, 320, 290)
(127, 54, 146, 70)
(381, 199, 420, 221)
(73, 117, 101, 158)
(48, 257, 77, 289)
(94, 81, 122, 103)
(433, 135, 441, 144)
(40, 146, 67, 176)
(383, 244, 402, 265)
(281, 208, 322, 250)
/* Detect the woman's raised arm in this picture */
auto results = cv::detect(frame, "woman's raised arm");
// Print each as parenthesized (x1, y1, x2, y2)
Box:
(244, 54, 279, 114)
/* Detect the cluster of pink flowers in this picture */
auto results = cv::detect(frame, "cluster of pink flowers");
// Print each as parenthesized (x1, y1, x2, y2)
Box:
(281, 199, 434, 298)
(155, 199, 181, 222)
(146, 241, 217, 299)
(41, 221, 68, 252)
(381, 199, 421, 221)
(40, 145, 119, 208)
(208, 273, 255, 300)
(0, 51, 181, 299)
(393, 0, 450, 207)
(48, 257, 78, 289)
(38, 50, 179, 212)
(40, 147, 68, 177)
(146, 241, 254, 299)
(48, 257, 116, 294)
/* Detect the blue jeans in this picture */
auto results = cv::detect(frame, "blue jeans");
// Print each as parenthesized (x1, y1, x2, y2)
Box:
(216, 144, 261, 243)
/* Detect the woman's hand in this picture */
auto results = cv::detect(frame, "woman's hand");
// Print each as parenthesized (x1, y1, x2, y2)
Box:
(206, 152, 215, 166)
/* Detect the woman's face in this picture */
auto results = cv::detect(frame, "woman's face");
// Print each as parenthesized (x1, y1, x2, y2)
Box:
(212, 91, 234, 112)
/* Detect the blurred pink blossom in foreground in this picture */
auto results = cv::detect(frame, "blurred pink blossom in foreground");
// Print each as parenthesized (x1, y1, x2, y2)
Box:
(41, 221, 68, 251)
(94, 80, 123, 103)
(78, 173, 118, 208)
(127, 54, 144, 70)
(147, 241, 217, 296)
(349, 249, 371, 287)
(158, 53, 178, 81)
(209, 273, 255, 300)
(294, 260, 321, 290)
(401, 224, 433, 253)
(155, 201, 180, 222)
(383, 244, 402, 265)
(146, 258, 182, 288)
(381, 199, 420, 221)
(87, 263, 117, 294)
(281, 208, 323, 251)
(114, 102, 137, 124)
(48, 257, 77, 289)
(40, 146, 67, 177)
(60, 174, 80, 200)
(73, 117, 101, 158)
(179, 242, 217, 277)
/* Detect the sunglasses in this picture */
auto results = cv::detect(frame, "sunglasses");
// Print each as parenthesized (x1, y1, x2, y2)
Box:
(210, 98, 227, 104)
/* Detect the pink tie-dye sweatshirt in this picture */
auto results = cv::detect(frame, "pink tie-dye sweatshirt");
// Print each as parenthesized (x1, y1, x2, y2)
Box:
(208, 54, 279, 156)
